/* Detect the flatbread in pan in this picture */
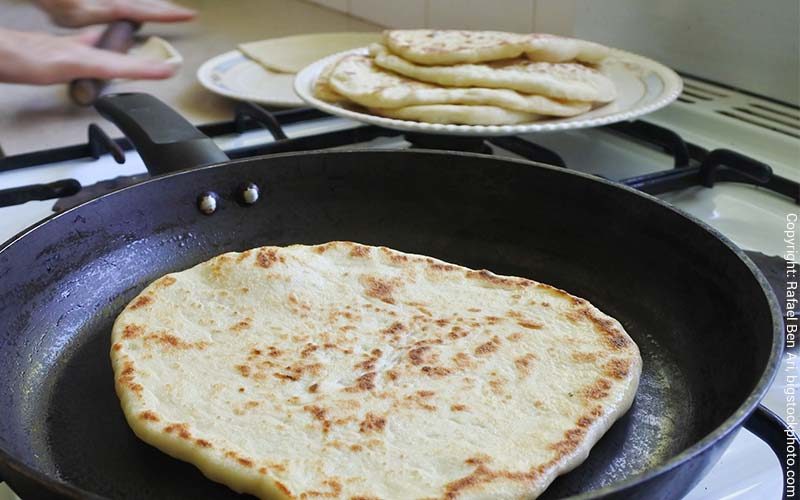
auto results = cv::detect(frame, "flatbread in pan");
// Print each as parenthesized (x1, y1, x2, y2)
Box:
(111, 242, 641, 499)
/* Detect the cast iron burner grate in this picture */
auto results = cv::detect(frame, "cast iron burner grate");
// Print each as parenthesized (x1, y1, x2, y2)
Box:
(0, 102, 798, 209)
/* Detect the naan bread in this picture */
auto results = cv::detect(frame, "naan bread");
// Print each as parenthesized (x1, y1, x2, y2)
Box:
(312, 59, 346, 103)
(384, 30, 610, 65)
(370, 104, 540, 125)
(329, 55, 592, 116)
(111, 242, 641, 499)
(239, 32, 380, 73)
(371, 44, 616, 102)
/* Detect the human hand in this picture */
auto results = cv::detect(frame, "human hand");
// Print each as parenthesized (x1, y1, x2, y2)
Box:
(34, 0, 195, 28)
(0, 28, 176, 84)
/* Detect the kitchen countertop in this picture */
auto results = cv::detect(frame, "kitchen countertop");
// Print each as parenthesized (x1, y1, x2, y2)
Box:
(0, 0, 378, 155)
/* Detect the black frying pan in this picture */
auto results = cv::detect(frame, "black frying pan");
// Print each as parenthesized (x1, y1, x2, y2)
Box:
(0, 94, 793, 499)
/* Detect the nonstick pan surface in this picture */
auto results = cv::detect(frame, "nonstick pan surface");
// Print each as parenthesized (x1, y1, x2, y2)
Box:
(0, 148, 784, 499)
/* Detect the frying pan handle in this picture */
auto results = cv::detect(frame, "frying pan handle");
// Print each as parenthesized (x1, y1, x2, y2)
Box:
(743, 405, 797, 498)
(95, 93, 229, 176)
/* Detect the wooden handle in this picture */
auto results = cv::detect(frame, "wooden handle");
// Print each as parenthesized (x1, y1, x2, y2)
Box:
(68, 20, 142, 107)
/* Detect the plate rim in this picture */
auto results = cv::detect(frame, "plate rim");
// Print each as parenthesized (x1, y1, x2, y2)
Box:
(293, 46, 684, 136)
(196, 50, 305, 108)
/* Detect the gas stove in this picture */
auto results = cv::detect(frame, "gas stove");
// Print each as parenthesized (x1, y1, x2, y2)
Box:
(0, 75, 796, 499)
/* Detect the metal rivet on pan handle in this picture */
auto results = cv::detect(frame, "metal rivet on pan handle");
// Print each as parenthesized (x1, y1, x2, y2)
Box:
(238, 182, 260, 205)
(197, 191, 220, 215)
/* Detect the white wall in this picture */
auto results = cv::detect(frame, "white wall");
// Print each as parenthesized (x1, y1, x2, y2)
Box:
(572, 0, 799, 105)
(306, 0, 577, 35)
(308, 0, 799, 104)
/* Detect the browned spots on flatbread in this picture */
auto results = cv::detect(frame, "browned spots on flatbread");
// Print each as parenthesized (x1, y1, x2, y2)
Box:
(345, 372, 377, 392)
(583, 378, 612, 400)
(604, 358, 632, 380)
(385, 369, 399, 381)
(195, 438, 212, 448)
(266, 346, 283, 357)
(300, 479, 342, 498)
(517, 320, 543, 330)
(129, 295, 153, 310)
(304, 405, 331, 434)
(467, 307, 481, 312)
(421, 365, 451, 377)
(118, 361, 142, 395)
(402, 391, 436, 411)
(452, 352, 476, 369)
(143, 332, 208, 350)
(443, 464, 539, 499)
(157, 276, 176, 287)
(223, 450, 254, 468)
(256, 248, 284, 268)
(275, 481, 292, 496)
(258, 466, 267, 474)
(488, 377, 505, 395)
(112, 342, 123, 352)
(356, 349, 383, 371)
(308, 383, 319, 393)
(485, 315, 503, 325)
(429, 261, 458, 272)
(360, 275, 400, 304)
(572, 352, 598, 363)
(349, 245, 370, 257)
(475, 336, 501, 356)
(465, 454, 492, 466)
(139, 410, 159, 422)
(230, 317, 252, 332)
(269, 462, 288, 473)
(388, 252, 409, 264)
(408, 345, 435, 366)
(451, 404, 468, 412)
(122, 324, 143, 339)
(465, 270, 532, 289)
(301, 343, 318, 358)
(514, 353, 536, 376)
(236, 250, 252, 262)
(164, 423, 191, 440)
(351, 496, 381, 500)
(507, 332, 523, 342)
(449, 325, 469, 340)
(235, 364, 251, 377)
(359, 412, 386, 433)
(564, 307, 631, 351)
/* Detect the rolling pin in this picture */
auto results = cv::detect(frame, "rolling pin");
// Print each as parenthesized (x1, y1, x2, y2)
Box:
(69, 20, 142, 106)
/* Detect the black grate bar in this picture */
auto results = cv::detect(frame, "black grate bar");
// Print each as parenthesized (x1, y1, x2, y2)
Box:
(604, 120, 696, 167)
(488, 136, 566, 167)
(226, 125, 399, 159)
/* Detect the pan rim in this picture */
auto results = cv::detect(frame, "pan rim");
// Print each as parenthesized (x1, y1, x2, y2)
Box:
(0, 148, 784, 499)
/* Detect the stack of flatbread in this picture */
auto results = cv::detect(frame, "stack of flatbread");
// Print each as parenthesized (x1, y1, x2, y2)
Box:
(313, 30, 617, 125)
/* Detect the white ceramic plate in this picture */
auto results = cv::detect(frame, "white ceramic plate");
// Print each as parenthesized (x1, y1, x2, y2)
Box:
(294, 47, 684, 136)
(197, 50, 303, 107)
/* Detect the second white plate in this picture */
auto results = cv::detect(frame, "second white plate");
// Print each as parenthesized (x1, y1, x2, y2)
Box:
(294, 47, 684, 136)
(197, 50, 303, 108)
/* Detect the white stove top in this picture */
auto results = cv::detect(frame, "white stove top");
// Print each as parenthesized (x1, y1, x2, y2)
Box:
(0, 77, 796, 499)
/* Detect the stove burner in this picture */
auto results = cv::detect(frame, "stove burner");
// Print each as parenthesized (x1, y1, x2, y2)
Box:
(0, 103, 798, 209)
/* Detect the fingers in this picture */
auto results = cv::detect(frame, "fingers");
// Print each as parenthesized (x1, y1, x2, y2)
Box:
(69, 45, 177, 80)
(69, 28, 104, 46)
(113, 0, 196, 23)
